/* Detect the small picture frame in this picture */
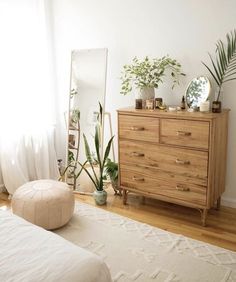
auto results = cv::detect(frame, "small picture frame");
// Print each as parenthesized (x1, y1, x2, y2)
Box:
(145, 99, 154, 110)
(135, 99, 143, 109)
(155, 98, 163, 109)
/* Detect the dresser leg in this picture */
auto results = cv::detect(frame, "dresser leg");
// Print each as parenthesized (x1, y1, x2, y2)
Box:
(200, 209, 208, 227)
(123, 189, 128, 205)
(216, 197, 221, 210)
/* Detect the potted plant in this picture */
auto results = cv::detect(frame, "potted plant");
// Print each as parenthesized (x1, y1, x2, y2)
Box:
(120, 56, 185, 100)
(104, 159, 121, 195)
(202, 30, 236, 113)
(76, 125, 114, 205)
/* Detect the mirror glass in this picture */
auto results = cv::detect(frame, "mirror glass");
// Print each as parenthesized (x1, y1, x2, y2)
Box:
(67, 48, 108, 191)
(185, 76, 211, 108)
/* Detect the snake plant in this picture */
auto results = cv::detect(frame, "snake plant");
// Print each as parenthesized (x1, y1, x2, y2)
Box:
(76, 124, 114, 191)
(202, 30, 236, 101)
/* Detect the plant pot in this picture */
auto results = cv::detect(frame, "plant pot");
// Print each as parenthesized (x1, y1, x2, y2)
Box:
(93, 189, 107, 205)
(140, 87, 155, 100)
(212, 101, 222, 113)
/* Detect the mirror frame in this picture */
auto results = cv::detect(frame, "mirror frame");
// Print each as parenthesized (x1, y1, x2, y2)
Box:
(185, 76, 211, 109)
(66, 48, 108, 190)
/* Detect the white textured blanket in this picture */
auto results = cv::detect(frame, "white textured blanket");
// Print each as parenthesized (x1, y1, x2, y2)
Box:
(0, 210, 111, 282)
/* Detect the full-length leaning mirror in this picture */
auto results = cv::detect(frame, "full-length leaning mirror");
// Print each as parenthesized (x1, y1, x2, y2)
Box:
(66, 48, 108, 191)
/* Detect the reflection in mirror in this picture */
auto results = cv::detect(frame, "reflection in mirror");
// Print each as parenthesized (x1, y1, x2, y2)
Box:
(67, 48, 108, 191)
(185, 76, 211, 109)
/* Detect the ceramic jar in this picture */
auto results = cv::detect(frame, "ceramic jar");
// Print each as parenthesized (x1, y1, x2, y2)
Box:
(93, 189, 107, 205)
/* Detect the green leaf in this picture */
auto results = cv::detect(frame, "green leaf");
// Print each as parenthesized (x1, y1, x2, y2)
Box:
(83, 133, 99, 186)
(75, 160, 97, 189)
(203, 29, 236, 95)
(202, 61, 220, 86)
(224, 70, 236, 79)
(209, 54, 222, 83)
(120, 55, 185, 94)
(83, 133, 93, 163)
(95, 125, 102, 172)
(101, 136, 115, 174)
(223, 77, 236, 83)
(98, 102, 103, 125)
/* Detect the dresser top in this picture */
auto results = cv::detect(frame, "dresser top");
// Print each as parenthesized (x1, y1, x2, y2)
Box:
(117, 107, 230, 120)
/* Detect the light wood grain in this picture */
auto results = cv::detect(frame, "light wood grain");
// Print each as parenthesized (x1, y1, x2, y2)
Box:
(160, 118, 210, 150)
(119, 139, 208, 186)
(119, 114, 159, 143)
(117, 107, 229, 120)
(1, 190, 236, 251)
(120, 169, 207, 206)
(74, 190, 236, 252)
(207, 111, 229, 208)
(118, 108, 230, 225)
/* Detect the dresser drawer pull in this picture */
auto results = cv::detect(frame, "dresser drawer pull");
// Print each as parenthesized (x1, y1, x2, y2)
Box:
(176, 185, 190, 192)
(175, 159, 190, 165)
(130, 126, 145, 131)
(176, 131, 191, 136)
(132, 176, 145, 182)
(131, 152, 145, 157)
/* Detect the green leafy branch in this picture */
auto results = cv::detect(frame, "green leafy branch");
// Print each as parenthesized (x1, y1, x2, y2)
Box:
(120, 56, 185, 95)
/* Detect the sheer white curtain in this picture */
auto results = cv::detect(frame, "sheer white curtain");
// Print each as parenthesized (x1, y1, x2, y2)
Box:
(0, 0, 59, 194)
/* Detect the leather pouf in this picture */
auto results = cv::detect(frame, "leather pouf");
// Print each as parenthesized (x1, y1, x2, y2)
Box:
(12, 179, 75, 230)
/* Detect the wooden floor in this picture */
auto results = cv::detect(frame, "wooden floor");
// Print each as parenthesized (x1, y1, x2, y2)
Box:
(1, 188, 236, 251)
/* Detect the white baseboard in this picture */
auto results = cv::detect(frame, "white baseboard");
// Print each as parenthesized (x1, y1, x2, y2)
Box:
(221, 196, 236, 208)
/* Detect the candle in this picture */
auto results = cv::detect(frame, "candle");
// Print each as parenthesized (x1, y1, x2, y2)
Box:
(168, 106, 177, 112)
(200, 101, 210, 112)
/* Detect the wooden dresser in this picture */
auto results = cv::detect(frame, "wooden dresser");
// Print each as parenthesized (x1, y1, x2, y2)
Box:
(117, 107, 229, 226)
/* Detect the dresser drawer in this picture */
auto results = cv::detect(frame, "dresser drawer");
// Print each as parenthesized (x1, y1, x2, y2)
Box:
(119, 114, 159, 143)
(160, 119, 210, 150)
(119, 140, 208, 186)
(120, 169, 207, 206)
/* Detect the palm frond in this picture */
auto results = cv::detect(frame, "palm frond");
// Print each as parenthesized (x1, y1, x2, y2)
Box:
(224, 71, 236, 79)
(223, 77, 236, 83)
(209, 54, 222, 84)
(202, 61, 220, 86)
(202, 30, 236, 100)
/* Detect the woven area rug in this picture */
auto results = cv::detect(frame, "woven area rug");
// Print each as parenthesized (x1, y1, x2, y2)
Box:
(54, 202, 236, 282)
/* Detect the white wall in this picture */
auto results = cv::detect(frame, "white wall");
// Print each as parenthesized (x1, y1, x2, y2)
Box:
(49, 0, 236, 207)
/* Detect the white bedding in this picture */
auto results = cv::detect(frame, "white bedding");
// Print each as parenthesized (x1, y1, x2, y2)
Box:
(0, 210, 112, 282)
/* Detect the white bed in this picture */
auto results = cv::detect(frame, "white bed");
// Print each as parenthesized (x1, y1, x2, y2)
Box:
(0, 210, 112, 282)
